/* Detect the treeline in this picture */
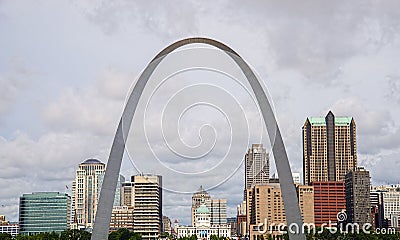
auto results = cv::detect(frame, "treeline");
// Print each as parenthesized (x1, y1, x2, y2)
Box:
(0, 228, 141, 240)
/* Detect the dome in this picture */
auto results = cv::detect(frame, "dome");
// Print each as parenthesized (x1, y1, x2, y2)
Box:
(82, 158, 103, 164)
(196, 204, 210, 214)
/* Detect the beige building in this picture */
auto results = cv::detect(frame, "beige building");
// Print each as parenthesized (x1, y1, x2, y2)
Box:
(121, 182, 135, 207)
(303, 111, 357, 185)
(176, 204, 230, 240)
(191, 186, 227, 226)
(71, 159, 105, 229)
(132, 175, 162, 240)
(296, 185, 315, 225)
(246, 183, 315, 239)
(110, 206, 134, 231)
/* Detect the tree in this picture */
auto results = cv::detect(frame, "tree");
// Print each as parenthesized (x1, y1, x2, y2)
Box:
(0, 233, 12, 240)
(60, 229, 91, 240)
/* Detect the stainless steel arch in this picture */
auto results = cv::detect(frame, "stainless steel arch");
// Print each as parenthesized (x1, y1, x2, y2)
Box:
(92, 37, 305, 240)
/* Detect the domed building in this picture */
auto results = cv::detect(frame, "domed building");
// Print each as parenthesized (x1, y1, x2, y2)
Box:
(176, 203, 230, 240)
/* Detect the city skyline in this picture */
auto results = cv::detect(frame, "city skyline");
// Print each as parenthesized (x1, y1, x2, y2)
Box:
(1, 0, 400, 227)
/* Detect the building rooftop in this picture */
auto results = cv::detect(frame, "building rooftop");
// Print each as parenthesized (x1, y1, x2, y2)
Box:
(307, 116, 353, 126)
(196, 204, 210, 214)
(81, 158, 103, 164)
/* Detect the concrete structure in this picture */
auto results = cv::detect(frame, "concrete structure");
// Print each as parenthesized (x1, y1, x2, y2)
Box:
(176, 204, 230, 240)
(312, 181, 346, 226)
(246, 184, 287, 238)
(245, 144, 269, 189)
(121, 182, 135, 207)
(191, 186, 211, 226)
(110, 206, 134, 232)
(72, 159, 105, 229)
(227, 217, 238, 237)
(345, 167, 371, 226)
(191, 186, 227, 226)
(162, 216, 173, 235)
(370, 189, 387, 229)
(92, 37, 305, 240)
(132, 175, 162, 240)
(296, 185, 315, 225)
(303, 111, 357, 185)
(371, 185, 400, 228)
(237, 201, 247, 237)
(0, 216, 18, 237)
(19, 192, 70, 235)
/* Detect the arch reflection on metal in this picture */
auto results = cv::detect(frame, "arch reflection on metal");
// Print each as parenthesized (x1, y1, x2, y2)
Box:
(91, 38, 305, 240)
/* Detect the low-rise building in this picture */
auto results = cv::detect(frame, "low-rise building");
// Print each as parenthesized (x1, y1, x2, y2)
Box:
(110, 206, 134, 232)
(176, 204, 230, 240)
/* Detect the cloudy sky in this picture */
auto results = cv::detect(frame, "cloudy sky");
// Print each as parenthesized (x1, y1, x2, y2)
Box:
(1, 0, 400, 224)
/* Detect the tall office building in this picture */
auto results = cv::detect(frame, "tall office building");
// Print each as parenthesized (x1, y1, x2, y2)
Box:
(312, 181, 346, 226)
(19, 192, 70, 235)
(296, 185, 315, 225)
(245, 144, 269, 189)
(98, 174, 125, 206)
(132, 175, 162, 240)
(121, 181, 135, 207)
(371, 185, 400, 228)
(71, 158, 105, 229)
(303, 111, 357, 185)
(345, 167, 371, 226)
(370, 189, 387, 229)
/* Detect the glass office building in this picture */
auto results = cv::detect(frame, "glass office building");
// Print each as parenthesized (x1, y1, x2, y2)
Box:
(19, 192, 70, 235)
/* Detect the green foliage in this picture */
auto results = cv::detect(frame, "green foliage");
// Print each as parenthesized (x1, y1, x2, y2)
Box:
(108, 229, 141, 240)
(0, 233, 12, 240)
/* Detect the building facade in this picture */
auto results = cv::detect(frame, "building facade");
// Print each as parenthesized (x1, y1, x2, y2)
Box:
(19, 192, 70, 235)
(121, 182, 135, 207)
(162, 216, 173, 235)
(71, 158, 105, 229)
(191, 186, 211, 226)
(110, 206, 134, 232)
(296, 185, 315, 225)
(0, 216, 18, 237)
(176, 204, 230, 240)
(345, 167, 371, 226)
(245, 144, 270, 190)
(237, 201, 247, 237)
(370, 189, 387, 229)
(191, 186, 227, 226)
(303, 111, 357, 185)
(132, 175, 162, 240)
(371, 185, 400, 228)
(312, 181, 346, 226)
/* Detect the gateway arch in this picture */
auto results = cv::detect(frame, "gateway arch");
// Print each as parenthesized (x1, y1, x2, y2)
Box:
(92, 38, 305, 240)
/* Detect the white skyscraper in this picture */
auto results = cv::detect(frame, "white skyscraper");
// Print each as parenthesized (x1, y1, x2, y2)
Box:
(71, 159, 105, 229)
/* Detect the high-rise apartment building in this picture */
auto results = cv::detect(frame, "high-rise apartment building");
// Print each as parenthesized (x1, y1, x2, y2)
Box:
(312, 181, 346, 226)
(19, 192, 70, 235)
(345, 167, 371, 226)
(303, 111, 357, 185)
(132, 175, 162, 240)
(71, 159, 105, 229)
(245, 144, 270, 190)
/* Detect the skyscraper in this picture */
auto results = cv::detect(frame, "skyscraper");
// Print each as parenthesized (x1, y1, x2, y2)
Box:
(132, 175, 162, 240)
(345, 167, 371, 226)
(19, 192, 70, 235)
(245, 144, 269, 189)
(71, 158, 105, 229)
(303, 111, 357, 185)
